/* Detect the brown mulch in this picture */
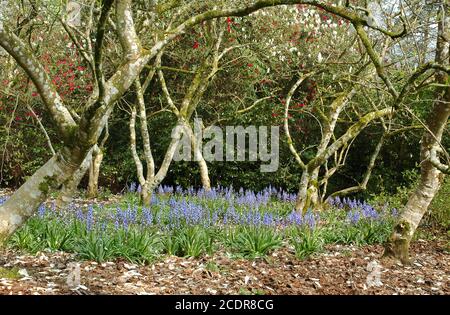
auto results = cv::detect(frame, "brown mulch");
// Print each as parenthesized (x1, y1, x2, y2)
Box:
(0, 239, 448, 295)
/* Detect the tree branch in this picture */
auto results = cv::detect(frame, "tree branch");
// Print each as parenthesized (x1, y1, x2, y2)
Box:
(0, 26, 76, 139)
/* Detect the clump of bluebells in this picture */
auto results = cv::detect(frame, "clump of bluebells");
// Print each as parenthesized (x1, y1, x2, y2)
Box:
(5, 186, 398, 262)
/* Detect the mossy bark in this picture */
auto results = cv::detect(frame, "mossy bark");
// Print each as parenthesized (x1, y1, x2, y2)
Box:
(383, 5, 449, 263)
(55, 148, 94, 208)
(383, 221, 411, 264)
(0, 149, 84, 241)
(141, 185, 152, 208)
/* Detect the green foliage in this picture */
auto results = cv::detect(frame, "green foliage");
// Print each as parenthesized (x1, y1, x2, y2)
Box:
(288, 227, 323, 259)
(428, 177, 450, 230)
(227, 226, 282, 258)
(8, 216, 161, 264)
(9, 218, 74, 253)
(369, 169, 420, 210)
(163, 226, 214, 258)
(75, 227, 162, 264)
(176, 226, 215, 258)
(75, 232, 118, 263)
(9, 224, 42, 253)
(322, 217, 394, 246)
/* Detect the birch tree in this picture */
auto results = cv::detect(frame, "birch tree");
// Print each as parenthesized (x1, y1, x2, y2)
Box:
(383, 2, 450, 264)
(129, 21, 226, 205)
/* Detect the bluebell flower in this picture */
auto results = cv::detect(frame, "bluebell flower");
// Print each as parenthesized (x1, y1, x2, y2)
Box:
(262, 213, 274, 226)
(361, 204, 378, 220)
(142, 208, 153, 226)
(86, 205, 94, 231)
(163, 185, 174, 194)
(156, 211, 162, 226)
(38, 204, 46, 218)
(391, 208, 399, 217)
(304, 210, 318, 229)
(347, 210, 360, 224)
(150, 194, 159, 205)
(287, 211, 302, 226)
(211, 211, 219, 225)
(75, 208, 84, 222)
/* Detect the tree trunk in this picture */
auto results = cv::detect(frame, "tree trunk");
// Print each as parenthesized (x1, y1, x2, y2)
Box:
(0, 149, 83, 240)
(295, 168, 321, 213)
(198, 157, 211, 191)
(191, 126, 211, 191)
(55, 148, 93, 208)
(141, 184, 152, 207)
(384, 89, 449, 263)
(384, 5, 449, 263)
(295, 171, 312, 213)
(87, 146, 103, 199)
(384, 110, 448, 263)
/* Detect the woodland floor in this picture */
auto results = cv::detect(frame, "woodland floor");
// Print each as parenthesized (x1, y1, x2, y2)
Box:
(0, 239, 448, 295)
(0, 189, 448, 295)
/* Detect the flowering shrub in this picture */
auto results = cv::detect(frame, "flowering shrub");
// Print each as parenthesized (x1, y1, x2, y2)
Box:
(0, 22, 93, 186)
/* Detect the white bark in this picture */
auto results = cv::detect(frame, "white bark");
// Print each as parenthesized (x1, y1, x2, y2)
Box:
(384, 5, 449, 263)
(87, 146, 104, 198)
(0, 152, 80, 238)
(55, 148, 94, 208)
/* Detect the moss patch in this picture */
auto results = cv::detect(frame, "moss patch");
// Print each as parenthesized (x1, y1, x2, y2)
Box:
(0, 267, 20, 279)
(38, 175, 58, 195)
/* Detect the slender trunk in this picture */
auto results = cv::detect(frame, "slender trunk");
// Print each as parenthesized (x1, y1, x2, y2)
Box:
(191, 126, 211, 191)
(198, 157, 211, 191)
(145, 122, 185, 193)
(295, 168, 321, 212)
(141, 184, 152, 207)
(293, 90, 357, 212)
(295, 171, 312, 213)
(309, 167, 321, 209)
(384, 6, 449, 263)
(384, 90, 449, 263)
(55, 148, 93, 208)
(87, 146, 103, 199)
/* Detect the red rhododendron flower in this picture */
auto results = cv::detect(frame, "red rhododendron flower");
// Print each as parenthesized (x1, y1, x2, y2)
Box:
(193, 41, 200, 49)
(226, 17, 232, 33)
